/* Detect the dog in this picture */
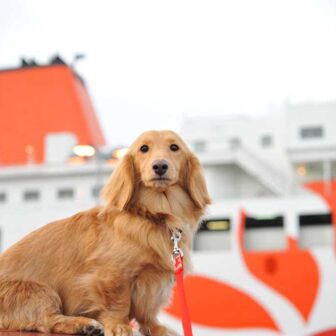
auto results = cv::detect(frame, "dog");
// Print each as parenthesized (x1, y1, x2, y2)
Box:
(0, 130, 210, 336)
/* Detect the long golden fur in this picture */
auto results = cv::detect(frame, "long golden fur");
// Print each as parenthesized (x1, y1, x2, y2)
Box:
(0, 130, 210, 336)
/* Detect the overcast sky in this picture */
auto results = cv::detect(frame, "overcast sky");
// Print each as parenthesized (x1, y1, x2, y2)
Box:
(1, 0, 336, 146)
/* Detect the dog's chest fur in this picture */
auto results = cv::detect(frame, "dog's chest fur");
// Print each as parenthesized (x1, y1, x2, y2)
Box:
(130, 263, 175, 319)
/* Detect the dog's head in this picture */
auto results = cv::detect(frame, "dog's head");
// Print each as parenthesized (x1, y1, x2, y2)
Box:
(102, 130, 211, 212)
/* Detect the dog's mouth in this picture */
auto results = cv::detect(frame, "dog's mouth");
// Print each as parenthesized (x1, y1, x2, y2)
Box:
(151, 177, 171, 182)
(145, 176, 174, 190)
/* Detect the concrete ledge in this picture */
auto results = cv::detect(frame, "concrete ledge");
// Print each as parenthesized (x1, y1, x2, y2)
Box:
(0, 331, 143, 336)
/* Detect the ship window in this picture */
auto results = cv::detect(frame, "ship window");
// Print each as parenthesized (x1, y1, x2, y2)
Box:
(299, 213, 332, 248)
(57, 188, 74, 199)
(199, 219, 231, 231)
(23, 190, 40, 202)
(194, 218, 231, 251)
(333, 161, 336, 176)
(0, 192, 6, 203)
(229, 137, 241, 149)
(193, 140, 206, 153)
(300, 126, 323, 139)
(260, 135, 272, 147)
(244, 215, 286, 251)
(92, 185, 103, 198)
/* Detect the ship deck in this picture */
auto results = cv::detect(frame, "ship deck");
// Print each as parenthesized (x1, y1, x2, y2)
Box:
(0, 331, 143, 336)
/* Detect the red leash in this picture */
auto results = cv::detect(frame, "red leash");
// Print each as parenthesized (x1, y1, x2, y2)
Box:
(171, 231, 193, 336)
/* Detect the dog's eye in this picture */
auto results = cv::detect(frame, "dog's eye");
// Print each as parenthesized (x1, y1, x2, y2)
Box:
(170, 144, 179, 152)
(140, 145, 149, 153)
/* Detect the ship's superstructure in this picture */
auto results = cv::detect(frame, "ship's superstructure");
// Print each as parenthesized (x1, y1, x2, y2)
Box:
(0, 56, 105, 166)
(181, 102, 336, 200)
(1, 61, 336, 336)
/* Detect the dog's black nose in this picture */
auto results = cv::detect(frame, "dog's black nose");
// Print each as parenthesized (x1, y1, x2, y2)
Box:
(152, 160, 169, 176)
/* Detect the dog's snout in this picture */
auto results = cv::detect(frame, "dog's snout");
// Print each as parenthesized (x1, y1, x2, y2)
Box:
(152, 160, 169, 176)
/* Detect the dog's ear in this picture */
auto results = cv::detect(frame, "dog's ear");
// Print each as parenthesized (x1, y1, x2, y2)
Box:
(186, 153, 211, 209)
(102, 154, 135, 211)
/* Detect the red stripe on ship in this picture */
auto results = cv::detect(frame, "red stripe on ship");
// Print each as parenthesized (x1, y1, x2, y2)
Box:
(165, 275, 279, 331)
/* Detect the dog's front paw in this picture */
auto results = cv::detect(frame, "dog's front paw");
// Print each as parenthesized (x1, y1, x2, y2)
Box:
(105, 324, 133, 336)
(83, 321, 105, 336)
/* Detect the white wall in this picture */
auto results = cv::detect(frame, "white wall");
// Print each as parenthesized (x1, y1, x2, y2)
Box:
(0, 165, 112, 250)
(181, 113, 293, 176)
(286, 101, 336, 150)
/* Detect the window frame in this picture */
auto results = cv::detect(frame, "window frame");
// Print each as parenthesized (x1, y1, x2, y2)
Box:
(0, 192, 7, 203)
(57, 188, 75, 200)
(300, 126, 324, 139)
(23, 190, 40, 202)
(260, 134, 273, 148)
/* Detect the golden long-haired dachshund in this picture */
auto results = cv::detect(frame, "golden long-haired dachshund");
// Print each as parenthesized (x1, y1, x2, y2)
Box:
(0, 130, 210, 336)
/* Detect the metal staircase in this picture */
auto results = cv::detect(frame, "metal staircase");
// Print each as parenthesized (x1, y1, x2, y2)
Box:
(198, 142, 296, 196)
(234, 147, 294, 196)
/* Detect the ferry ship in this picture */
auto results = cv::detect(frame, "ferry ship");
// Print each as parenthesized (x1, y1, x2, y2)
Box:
(0, 58, 335, 336)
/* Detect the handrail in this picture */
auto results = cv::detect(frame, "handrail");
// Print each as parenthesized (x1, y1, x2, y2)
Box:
(234, 146, 293, 195)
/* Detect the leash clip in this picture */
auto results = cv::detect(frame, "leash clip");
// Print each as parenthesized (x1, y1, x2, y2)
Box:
(171, 230, 183, 259)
